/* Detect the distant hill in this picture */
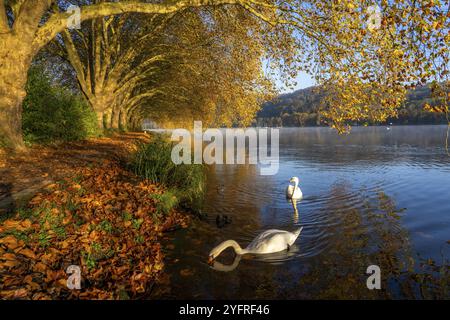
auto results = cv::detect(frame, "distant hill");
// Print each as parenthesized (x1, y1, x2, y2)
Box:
(255, 85, 447, 127)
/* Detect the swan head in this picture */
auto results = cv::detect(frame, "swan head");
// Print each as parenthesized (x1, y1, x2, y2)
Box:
(208, 239, 241, 264)
(208, 247, 223, 265)
(208, 244, 222, 264)
(289, 177, 300, 185)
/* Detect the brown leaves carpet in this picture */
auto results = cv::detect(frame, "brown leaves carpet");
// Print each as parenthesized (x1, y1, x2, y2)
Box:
(0, 133, 189, 299)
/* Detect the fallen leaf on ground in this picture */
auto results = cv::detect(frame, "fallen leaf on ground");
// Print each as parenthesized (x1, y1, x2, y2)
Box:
(0, 160, 188, 300)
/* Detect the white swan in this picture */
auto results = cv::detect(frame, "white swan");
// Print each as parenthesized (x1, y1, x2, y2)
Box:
(208, 227, 303, 262)
(286, 177, 303, 200)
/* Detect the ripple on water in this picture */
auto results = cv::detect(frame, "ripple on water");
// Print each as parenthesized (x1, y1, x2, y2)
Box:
(153, 126, 450, 299)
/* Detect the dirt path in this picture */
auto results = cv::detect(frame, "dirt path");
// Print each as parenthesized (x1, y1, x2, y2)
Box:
(0, 133, 150, 217)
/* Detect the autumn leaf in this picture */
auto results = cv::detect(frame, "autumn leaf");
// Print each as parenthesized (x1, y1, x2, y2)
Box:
(0, 288, 29, 299)
(21, 219, 32, 230)
(1, 260, 20, 268)
(0, 235, 20, 250)
(32, 262, 48, 273)
(1, 220, 21, 231)
(1, 252, 17, 261)
(16, 248, 37, 259)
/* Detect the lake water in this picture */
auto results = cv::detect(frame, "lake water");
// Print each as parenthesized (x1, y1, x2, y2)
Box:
(151, 125, 450, 299)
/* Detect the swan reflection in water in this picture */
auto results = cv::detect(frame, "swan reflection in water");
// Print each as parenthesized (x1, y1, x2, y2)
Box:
(291, 198, 299, 224)
(209, 244, 301, 272)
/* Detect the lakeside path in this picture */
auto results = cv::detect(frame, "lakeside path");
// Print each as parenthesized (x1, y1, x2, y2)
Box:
(0, 133, 150, 216)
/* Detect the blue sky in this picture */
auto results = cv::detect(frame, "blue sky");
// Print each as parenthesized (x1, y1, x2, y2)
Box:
(263, 58, 317, 94)
(275, 71, 317, 94)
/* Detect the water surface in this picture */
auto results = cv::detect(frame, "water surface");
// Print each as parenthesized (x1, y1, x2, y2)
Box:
(152, 125, 450, 299)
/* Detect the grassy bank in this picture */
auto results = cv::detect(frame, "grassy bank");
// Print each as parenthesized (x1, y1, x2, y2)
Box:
(0, 134, 203, 299)
(130, 134, 205, 214)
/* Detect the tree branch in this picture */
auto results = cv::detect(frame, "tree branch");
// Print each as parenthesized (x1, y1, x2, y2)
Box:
(0, 0, 9, 34)
(33, 0, 245, 50)
(13, 0, 49, 39)
(62, 29, 94, 101)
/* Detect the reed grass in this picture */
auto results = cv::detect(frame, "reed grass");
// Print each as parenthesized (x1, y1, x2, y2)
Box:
(130, 133, 205, 213)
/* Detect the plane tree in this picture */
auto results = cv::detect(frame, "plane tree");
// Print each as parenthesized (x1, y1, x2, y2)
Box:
(0, 0, 275, 149)
(0, 0, 448, 149)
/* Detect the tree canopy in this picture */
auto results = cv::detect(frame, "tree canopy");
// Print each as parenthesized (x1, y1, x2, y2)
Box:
(0, 0, 449, 149)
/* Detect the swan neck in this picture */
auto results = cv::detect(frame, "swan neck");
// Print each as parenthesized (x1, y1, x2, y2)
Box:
(210, 240, 244, 259)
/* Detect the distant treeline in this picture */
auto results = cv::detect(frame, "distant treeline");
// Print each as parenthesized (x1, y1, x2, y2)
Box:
(255, 85, 448, 127)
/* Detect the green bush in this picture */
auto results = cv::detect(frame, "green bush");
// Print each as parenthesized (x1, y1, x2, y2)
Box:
(22, 66, 100, 145)
(130, 134, 205, 213)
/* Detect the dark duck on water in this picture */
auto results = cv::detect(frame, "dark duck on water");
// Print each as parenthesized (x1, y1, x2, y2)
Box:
(216, 214, 232, 228)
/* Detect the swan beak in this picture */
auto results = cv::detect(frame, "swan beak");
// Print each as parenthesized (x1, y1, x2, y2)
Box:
(207, 256, 215, 265)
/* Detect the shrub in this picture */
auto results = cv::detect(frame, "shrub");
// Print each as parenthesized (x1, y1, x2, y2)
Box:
(130, 134, 205, 212)
(22, 66, 100, 145)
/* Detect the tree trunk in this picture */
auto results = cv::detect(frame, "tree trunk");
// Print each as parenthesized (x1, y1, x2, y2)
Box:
(110, 106, 120, 130)
(129, 115, 138, 131)
(91, 95, 115, 131)
(0, 35, 33, 150)
(119, 110, 126, 131)
(131, 116, 142, 131)
(0, 90, 26, 150)
(96, 110, 105, 130)
(104, 110, 112, 129)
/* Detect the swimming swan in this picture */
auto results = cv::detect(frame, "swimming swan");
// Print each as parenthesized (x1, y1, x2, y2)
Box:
(208, 227, 303, 262)
(286, 177, 303, 200)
